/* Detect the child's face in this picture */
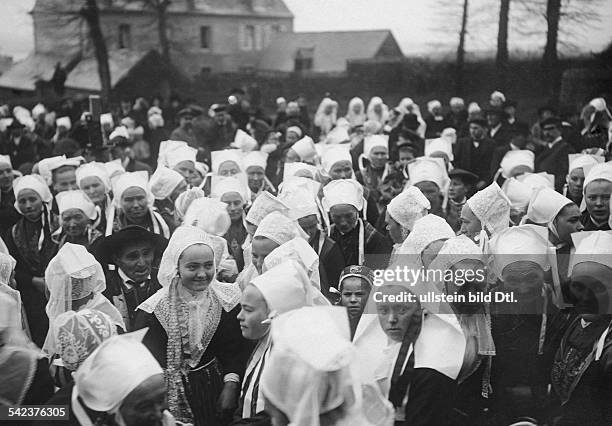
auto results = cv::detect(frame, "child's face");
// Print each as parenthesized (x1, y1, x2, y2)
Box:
(448, 178, 468, 202)
(398, 148, 415, 167)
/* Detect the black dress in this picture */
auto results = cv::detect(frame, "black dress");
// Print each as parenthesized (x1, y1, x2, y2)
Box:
(135, 304, 252, 426)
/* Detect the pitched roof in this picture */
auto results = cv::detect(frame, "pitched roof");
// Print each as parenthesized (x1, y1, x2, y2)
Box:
(0, 53, 68, 91)
(32, 0, 293, 18)
(64, 50, 151, 91)
(0, 50, 152, 92)
(257, 30, 401, 73)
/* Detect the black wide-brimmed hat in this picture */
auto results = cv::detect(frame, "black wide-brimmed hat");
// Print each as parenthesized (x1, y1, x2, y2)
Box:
(448, 168, 479, 186)
(94, 225, 168, 265)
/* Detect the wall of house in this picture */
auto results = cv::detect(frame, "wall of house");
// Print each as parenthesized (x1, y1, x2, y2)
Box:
(33, 9, 292, 76)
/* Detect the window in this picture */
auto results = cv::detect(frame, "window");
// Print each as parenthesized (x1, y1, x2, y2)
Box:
(294, 48, 314, 72)
(118, 24, 131, 49)
(241, 25, 256, 51)
(200, 26, 211, 49)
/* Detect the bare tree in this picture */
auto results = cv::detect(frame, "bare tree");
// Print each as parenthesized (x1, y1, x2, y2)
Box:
(456, 0, 470, 94)
(145, 0, 172, 65)
(81, 0, 111, 106)
(430, 0, 472, 94)
(515, 0, 604, 102)
(496, 0, 510, 90)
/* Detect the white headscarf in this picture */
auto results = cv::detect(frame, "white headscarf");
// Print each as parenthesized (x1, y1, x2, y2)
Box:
(366, 96, 390, 125)
(12, 174, 53, 214)
(73, 330, 163, 413)
(245, 191, 289, 226)
(183, 197, 231, 236)
(43, 243, 125, 356)
(254, 211, 305, 246)
(488, 224, 551, 280)
(149, 166, 185, 200)
(346, 97, 366, 127)
(261, 306, 369, 426)
(263, 238, 328, 296)
(466, 182, 511, 236)
(76, 162, 111, 193)
(397, 214, 455, 260)
(314, 98, 338, 137)
(387, 186, 430, 232)
(56, 190, 98, 221)
(52, 309, 117, 371)
(152, 225, 241, 310)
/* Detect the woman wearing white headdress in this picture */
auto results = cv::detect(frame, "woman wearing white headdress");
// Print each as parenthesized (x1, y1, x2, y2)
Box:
(211, 176, 250, 272)
(562, 153, 604, 206)
(262, 306, 394, 426)
(550, 231, 612, 425)
(346, 97, 366, 128)
(235, 261, 329, 423)
(149, 166, 188, 233)
(487, 225, 566, 423)
(75, 161, 113, 234)
(43, 243, 125, 360)
(48, 308, 118, 389)
(136, 226, 249, 426)
(6, 174, 58, 347)
(314, 97, 338, 141)
(52, 190, 103, 249)
(366, 96, 390, 127)
(106, 170, 170, 238)
(385, 186, 430, 253)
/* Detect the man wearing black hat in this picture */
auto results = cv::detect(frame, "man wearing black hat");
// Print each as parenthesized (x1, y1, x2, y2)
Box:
(504, 100, 529, 136)
(453, 117, 496, 190)
(170, 107, 198, 148)
(0, 119, 36, 170)
(446, 169, 479, 232)
(535, 116, 575, 192)
(486, 107, 513, 147)
(109, 133, 152, 174)
(94, 226, 168, 331)
(202, 104, 237, 156)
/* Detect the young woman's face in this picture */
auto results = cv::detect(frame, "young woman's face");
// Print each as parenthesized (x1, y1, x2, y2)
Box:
(221, 192, 245, 222)
(17, 189, 43, 222)
(567, 168, 585, 197)
(237, 284, 270, 340)
(79, 176, 106, 204)
(178, 244, 215, 292)
(251, 237, 279, 274)
(385, 211, 404, 244)
(376, 285, 420, 342)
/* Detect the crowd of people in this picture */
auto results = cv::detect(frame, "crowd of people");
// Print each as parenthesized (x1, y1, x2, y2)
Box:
(0, 87, 611, 426)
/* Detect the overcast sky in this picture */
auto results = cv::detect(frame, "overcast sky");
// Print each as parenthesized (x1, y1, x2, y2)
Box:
(1, 0, 611, 60)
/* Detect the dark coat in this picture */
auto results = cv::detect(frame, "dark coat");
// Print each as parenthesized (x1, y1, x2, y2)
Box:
(453, 137, 496, 184)
(534, 139, 575, 192)
(580, 210, 611, 231)
(0, 134, 38, 170)
(0, 188, 19, 239)
(329, 220, 392, 270)
(102, 268, 162, 331)
(489, 123, 514, 147)
(312, 230, 345, 293)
